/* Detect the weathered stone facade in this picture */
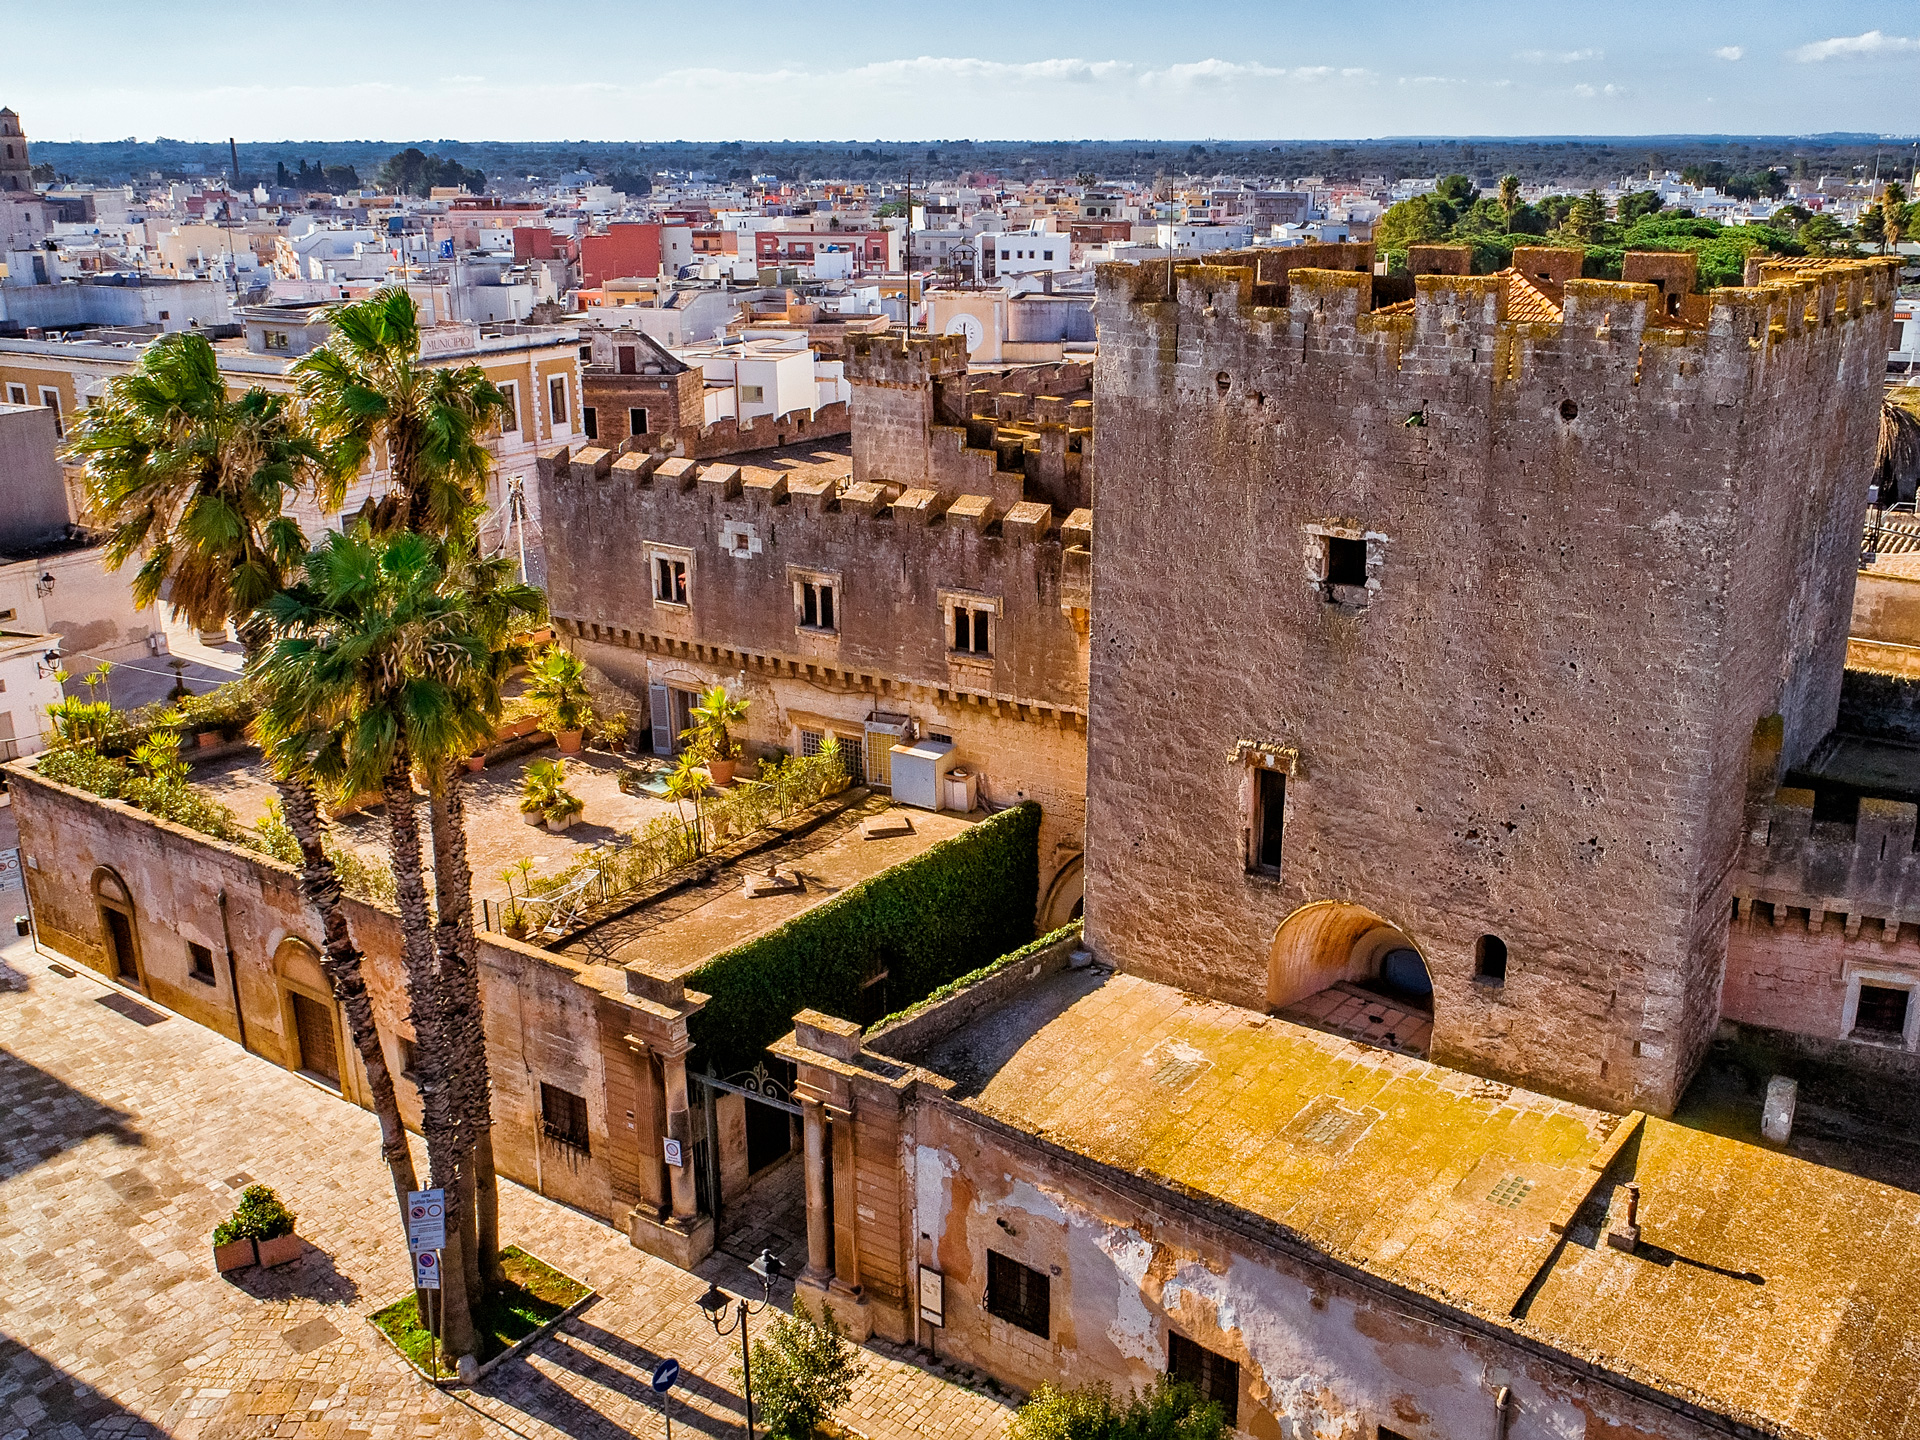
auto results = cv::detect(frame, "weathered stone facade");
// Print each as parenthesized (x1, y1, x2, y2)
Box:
(1084, 246, 1900, 1116)
(538, 429, 1092, 925)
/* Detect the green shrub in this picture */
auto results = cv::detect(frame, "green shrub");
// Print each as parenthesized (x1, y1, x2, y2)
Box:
(213, 1184, 296, 1244)
(872, 918, 1083, 1031)
(35, 746, 249, 845)
(256, 803, 398, 907)
(1010, 1376, 1226, 1440)
(685, 801, 1041, 1071)
(738, 1296, 865, 1439)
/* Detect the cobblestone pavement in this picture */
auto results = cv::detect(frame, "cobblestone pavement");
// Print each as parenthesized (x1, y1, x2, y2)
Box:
(0, 932, 1016, 1440)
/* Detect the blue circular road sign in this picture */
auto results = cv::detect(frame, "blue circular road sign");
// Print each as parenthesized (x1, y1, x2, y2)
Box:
(650, 1358, 680, 1393)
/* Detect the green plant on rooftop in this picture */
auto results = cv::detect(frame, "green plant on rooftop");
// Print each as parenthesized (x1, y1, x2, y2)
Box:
(685, 800, 1042, 1073)
(1009, 1376, 1226, 1440)
(525, 645, 593, 738)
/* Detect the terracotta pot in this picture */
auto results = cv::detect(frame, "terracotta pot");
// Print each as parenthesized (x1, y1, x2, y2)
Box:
(546, 811, 580, 833)
(464, 754, 486, 773)
(195, 730, 222, 750)
(555, 729, 584, 754)
(213, 1237, 257, 1273)
(708, 757, 736, 787)
(255, 1233, 303, 1268)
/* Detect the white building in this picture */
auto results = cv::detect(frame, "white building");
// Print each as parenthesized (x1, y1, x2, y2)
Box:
(669, 331, 850, 427)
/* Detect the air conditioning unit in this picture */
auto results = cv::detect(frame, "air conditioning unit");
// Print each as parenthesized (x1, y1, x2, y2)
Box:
(890, 739, 956, 812)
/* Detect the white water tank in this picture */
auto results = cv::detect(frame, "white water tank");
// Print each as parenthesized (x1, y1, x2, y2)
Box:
(944, 767, 978, 813)
(889, 739, 955, 811)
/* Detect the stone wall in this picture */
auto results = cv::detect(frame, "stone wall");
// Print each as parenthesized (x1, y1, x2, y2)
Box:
(5, 763, 677, 1231)
(539, 442, 1091, 915)
(1084, 253, 1900, 1115)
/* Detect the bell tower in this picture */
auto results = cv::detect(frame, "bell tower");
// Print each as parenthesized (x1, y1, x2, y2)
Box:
(0, 108, 31, 193)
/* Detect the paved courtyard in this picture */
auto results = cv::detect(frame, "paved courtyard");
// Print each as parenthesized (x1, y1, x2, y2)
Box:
(0, 930, 1016, 1440)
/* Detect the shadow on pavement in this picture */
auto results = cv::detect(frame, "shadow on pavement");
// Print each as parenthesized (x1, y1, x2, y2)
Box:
(0, 1045, 145, 1183)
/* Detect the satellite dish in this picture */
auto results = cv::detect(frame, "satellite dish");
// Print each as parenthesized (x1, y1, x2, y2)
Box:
(944, 311, 984, 354)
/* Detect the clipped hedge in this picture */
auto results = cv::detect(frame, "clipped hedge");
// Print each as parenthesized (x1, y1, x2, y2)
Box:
(685, 801, 1042, 1072)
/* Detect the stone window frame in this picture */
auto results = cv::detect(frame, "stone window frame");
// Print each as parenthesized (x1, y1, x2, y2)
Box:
(1303, 522, 1386, 609)
(720, 519, 761, 561)
(647, 542, 693, 610)
(790, 565, 841, 635)
(941, 589, 1001, 661)
(1234, 741, 1300, 878)
(1841, 963, 1920, 1051)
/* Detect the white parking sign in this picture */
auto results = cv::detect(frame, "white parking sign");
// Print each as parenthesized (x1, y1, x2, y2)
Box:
(414, 1248, 442, 1290)
(407, 1188, 446, 1253)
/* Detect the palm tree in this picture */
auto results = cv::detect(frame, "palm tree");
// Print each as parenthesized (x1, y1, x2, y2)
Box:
(1880, 391, 1920, 505)
(296, 288, 519, 1295)
(66, 332, 425, 1252)
(1497, 174, 1521, 229)
(293, 286, 508, 539)
(662, 752, 711, 855)
(255, 526, 502, 1362)
(423, 546, 543, 1294)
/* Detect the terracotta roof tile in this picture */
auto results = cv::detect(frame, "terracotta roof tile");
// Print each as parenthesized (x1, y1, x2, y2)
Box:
(1501, 269, 1562, 324)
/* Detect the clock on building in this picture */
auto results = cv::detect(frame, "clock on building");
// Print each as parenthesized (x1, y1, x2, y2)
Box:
(944, 312, 984, 355)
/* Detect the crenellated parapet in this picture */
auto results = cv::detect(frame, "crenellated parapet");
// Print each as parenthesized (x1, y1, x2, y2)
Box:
(1737, 787, 1920, 940)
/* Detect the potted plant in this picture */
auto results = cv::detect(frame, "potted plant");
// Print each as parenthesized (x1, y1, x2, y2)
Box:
(521, 758, 567, 825)
(527, 646, 593, 754)
(214, 1184, 300, 1272)
(463, 749, 487, 773)
(545, 786, 585, 833)
(683, 684, 749, 787)
(500, 900, 531, 939)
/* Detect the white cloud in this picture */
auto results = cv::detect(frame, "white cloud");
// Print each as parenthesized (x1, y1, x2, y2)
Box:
(1573, 83, 1630, 99)
(1713, 46, 1744, 61)
(1791, 30, 1920, 62)
(1516, 48, 1602, 63)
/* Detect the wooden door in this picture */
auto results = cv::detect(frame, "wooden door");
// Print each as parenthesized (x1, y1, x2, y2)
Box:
(290, 992, 340, 1084)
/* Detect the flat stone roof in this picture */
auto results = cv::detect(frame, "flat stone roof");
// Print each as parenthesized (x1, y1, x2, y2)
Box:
(919, 967, 1920, 1436)
(564, 792, 973, 981)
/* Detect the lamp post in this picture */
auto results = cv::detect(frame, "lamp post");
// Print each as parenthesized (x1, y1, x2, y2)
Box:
(697, 1247, 784, 1440)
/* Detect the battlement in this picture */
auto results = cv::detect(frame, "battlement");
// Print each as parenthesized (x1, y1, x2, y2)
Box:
(845, 330, 970, 386)
(1737, 786, 1920, 937)
(1094, 251, 1900, 388)
(536, 443, 1091, 553)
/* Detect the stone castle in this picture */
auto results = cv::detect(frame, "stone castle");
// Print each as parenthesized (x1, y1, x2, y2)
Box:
(1086, 244, 1899, 1115)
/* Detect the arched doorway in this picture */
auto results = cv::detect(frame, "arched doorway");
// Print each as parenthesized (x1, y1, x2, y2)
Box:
(273, 937, 346, 1090)
(91, 867, 144, 990)
(1267, 901, 1434, 1057)
(1040, 852, 1085, 932)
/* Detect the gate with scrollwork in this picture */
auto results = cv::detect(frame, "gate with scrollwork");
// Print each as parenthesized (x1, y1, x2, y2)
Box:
(687, 1060, 801, 1228)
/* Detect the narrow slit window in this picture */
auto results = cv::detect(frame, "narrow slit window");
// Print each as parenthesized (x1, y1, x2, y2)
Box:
(630, 406, 648, 435)
(1252, 768, 1286, 874)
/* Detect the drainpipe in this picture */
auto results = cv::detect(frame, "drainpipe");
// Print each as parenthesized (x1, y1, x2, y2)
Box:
(1494, 1386, 1513, 1440)
(216, 889, 248, 1055)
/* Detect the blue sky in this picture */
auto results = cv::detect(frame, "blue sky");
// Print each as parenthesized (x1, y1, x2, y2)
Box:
(11, 1, 1920, 142)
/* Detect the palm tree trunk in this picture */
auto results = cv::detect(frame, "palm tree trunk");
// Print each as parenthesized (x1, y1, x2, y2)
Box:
(385, 754, 478, 1362)
(275, 775, 421, 1232)
(428, 767, 503, 1296)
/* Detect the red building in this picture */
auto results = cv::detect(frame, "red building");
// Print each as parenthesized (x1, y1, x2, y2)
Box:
(580, 222, 663, 287)
(755, 228, 892, 273)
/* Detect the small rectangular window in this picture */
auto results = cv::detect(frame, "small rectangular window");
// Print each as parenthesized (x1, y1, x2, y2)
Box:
(630, 407, 649, 435)
(1855, 984, 1910, 1037)
(1326, 536, 1367, 587)
(1168, 1333, 1239, 1428)
(540, 1082, 591, 1152)
(654, 554, 688, 605)
(1252, 768, 1285, 874)
(582, 406, 598, 440)
(549, 375, 569, 429)
(986, 1250, 1049, 1337)
(187, 941, 216, 984)
(741, 384, 765, 404)
(39, 388, 63, 438)
(799, 579, 837, 631)
(5, 385, 25, 405)
(953, 606, 991, 655)
(618, 345, 637, 374)
(498, 383, 519, 434)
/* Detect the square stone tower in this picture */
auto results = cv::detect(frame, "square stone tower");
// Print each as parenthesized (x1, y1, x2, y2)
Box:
(1085, 247, 1899, 1114)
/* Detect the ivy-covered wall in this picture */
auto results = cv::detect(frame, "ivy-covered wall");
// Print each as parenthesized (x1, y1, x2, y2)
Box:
(685, 801, 1042, 1071)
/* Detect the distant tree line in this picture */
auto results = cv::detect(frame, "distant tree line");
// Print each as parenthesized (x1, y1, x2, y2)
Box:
(1372, 171, 1879, 288)
(27, 135, 1914, 193)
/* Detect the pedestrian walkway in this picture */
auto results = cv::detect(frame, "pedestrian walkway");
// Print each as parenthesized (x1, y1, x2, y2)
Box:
(0, 932, 1016, 1440)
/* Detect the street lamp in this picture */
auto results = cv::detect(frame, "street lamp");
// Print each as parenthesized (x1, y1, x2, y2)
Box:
(697, 1248, 784, 1440)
